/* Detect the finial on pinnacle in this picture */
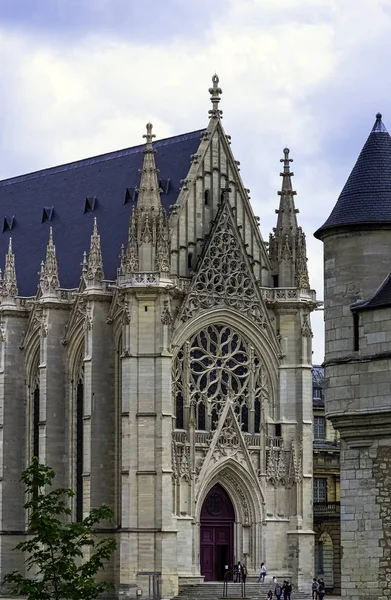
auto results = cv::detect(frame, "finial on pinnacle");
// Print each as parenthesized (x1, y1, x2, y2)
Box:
(280, 148, 293, 172)
(8, 238, 12, 253)
(143, 122, 156, 149)
(209, 73, 223, 118)
(372, 112, 387, 133)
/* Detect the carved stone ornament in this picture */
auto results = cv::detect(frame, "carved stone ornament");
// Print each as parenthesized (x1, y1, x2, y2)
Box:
(172, 433, 192, 483)
(178, 203, 268, 328)
(1, 238, 18, 298)
(0, 318, 5, 343)
(83, 304, 93, 331)
(86, 218, 104, 286)
(161, 300, 172, 326)
(301, 313, 313, 338)
(40, 228, 60, 294)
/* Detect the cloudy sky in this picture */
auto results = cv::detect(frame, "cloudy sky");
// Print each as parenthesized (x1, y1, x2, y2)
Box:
(0, 0, 390, 362)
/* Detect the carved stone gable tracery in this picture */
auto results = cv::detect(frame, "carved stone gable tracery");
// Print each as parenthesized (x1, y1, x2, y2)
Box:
(176, 200, 271, 331)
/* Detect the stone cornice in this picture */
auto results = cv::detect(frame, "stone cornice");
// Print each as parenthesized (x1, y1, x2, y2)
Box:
(327, 409, 391, 440)
(324, 350, 391, 367)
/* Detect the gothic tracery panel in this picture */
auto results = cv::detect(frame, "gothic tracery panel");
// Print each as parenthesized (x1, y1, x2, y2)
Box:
(173, 324, 269, 432)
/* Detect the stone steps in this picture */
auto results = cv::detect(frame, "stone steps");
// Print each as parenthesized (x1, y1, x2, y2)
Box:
(174, 582, 312, 600)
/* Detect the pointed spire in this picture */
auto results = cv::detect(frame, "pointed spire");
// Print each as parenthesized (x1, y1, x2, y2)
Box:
(137, 122, 162, 210)
(1, 238, 18, 299)
(269, 149, 310, 289)
(85, 217, 104, 288)
(120, 123, 170, 277)
(40, 227, 60, 296)
(208, 74, 223, 119)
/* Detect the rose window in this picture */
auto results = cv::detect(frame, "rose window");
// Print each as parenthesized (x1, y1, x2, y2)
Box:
(173, 324, 268, 433)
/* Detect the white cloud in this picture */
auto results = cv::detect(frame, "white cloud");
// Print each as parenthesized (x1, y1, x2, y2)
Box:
(1, 0, 391, 361)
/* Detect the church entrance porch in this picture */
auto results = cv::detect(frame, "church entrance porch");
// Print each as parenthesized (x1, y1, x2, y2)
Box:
(200, 484, 234, 581)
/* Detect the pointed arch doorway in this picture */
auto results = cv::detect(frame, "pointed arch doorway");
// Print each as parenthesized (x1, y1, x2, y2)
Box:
(200, 484, 235, 581)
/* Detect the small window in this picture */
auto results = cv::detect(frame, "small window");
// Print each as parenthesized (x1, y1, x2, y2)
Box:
(175, 394, 184, 430)
(353, 312, 359, 351)
(197, 402, 206, 430)
(124, 188, 138, 205)
(84, 196, 97, 213)
(41, 207, 54, 223)
(313, 387, 324, 402)
(2, 216, 15, 233)
(275, 423, 282, 437)
(313, 478, 327, 503)
(188, 253, 193, 269)
(314, 416, 326, 441)
(254, 399, 261, 434)
(272, 274, 279, 288)
(204, 189, 210, 206)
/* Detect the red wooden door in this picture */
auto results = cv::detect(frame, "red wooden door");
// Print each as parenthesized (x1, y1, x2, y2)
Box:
(200, 484, 235, 581)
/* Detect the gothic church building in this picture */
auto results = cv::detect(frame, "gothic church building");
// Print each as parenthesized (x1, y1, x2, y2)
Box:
(0, 77, 316, 598)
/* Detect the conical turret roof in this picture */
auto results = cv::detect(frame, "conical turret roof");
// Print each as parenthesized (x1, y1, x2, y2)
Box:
(315, 113, 391, 239)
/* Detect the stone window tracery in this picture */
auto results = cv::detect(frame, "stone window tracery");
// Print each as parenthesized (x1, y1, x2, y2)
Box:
(173, 324, 269, 433)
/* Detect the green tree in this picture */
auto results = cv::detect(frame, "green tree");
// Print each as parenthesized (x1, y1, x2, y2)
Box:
(3, 457, 116, 600)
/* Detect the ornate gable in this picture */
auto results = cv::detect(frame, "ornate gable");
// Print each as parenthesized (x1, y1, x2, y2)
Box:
(176, 194, 277, 343)
(195, 398, 264, 500)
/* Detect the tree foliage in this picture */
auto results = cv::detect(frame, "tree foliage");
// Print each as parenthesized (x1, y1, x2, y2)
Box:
(3, 457, 116, 600)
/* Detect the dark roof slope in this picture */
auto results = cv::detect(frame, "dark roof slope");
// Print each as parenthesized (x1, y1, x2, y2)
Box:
(315, 114, 391, 239)
(351, 271, 391, 311)
(0, 130, 202, 295)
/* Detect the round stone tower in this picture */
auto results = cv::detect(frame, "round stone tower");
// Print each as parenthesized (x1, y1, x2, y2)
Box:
(315, 113, 391, 600)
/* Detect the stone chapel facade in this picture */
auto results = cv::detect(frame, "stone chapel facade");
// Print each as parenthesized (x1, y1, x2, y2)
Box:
(0, 77, 316, 598)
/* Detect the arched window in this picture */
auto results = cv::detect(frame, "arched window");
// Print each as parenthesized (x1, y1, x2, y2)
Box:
(75, 362, 84, 522)
(173, 324, 269, 433)
(33, 384, 40, 458)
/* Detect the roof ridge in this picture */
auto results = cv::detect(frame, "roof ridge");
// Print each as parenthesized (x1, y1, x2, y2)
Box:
(0, 129, 203, 188)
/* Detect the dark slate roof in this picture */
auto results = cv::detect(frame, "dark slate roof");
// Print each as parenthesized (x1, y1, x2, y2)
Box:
(312, 365, 324, 386)
(0, 129, 202, 296)
(351, 271, 391, 311)
(314, 114, 391, 239)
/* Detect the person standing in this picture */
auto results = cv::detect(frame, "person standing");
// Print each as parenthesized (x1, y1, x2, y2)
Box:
(283, 581, 292, 600)
(312, 578, 318, 600)
(236, 561, 242, 583)
(317, 579, 325, 600)
(258, 562, 267, 583)
(274, 582, 282, 600)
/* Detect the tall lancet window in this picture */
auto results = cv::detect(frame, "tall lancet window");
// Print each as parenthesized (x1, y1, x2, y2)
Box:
(30, 358, 40, 460)
(33, 384, 40, 458)
(173, 324, 270, 434)
(75, 362, 84, 522)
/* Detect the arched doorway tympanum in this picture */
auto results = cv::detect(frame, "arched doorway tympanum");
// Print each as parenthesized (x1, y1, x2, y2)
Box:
(200, 484, 235, 581)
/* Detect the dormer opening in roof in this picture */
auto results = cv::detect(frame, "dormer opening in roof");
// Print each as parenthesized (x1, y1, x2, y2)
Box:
(40, 227, 60, 298)
(42, 207, 54, 223)
(269, 148, 309, 289)
(1, 238, 18, 303)
(120, 123, 170, 278)
(84, 196, 97, 214)
(209, 74, 223, 119)
(2, 216, 15, 233)
(85, 217, 104, 290)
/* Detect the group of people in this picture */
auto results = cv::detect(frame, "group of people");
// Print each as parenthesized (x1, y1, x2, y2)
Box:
(312, 578, 326, 600)
(266, 580, 292, 600)
(258, 563, 293, 600)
